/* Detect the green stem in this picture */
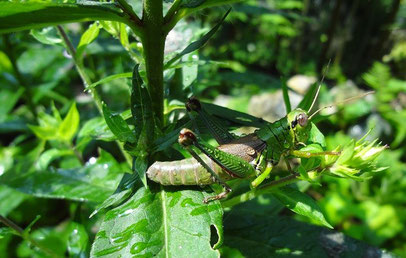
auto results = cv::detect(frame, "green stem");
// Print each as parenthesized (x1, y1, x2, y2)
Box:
(142, 0, 165, 124)
(56, 25, 132, 168)
(116, 0, 142, 26)
(56, 25, 103, 113)
(222, 173, 299, 209)
(0, 216, 61, 258)
(164, 0, 182, 24)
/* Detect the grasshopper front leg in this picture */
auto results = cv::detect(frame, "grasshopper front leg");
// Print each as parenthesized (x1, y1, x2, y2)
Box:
(178, 128, 257, 203)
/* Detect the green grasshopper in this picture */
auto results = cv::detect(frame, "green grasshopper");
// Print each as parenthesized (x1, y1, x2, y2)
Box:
(147, 90, 371, 203)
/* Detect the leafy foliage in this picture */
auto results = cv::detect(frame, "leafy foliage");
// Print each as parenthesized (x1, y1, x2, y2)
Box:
(0, 0, 404, 257)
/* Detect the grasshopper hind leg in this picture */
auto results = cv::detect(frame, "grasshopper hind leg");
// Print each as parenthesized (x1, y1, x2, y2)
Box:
(179, 128, 232, 203)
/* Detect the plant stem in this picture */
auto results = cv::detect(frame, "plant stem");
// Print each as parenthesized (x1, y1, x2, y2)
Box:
(0, 215, 61, 258)
(142, 0, 165, 124)
(56, 25, 132, 167)
(56, 25, 103, 113)
(221, 173, 299, 209)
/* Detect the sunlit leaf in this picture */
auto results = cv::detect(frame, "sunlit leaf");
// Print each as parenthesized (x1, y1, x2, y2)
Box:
(272, 186, 333, 229)
(76, 22, 100, 59)
(102, 104, 136, 143)
(91, 187, 223, 257)
(58, 102, 80, 142)
(0, 2, 127, 33)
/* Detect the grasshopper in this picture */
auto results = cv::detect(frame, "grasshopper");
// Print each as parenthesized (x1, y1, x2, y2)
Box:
(147, 89, 372, 203)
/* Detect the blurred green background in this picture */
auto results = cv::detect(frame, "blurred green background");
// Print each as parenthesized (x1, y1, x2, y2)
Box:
(1, 0, 405, 256)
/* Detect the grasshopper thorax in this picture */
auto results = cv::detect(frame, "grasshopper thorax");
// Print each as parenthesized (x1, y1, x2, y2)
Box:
(287, 108, 311, 145)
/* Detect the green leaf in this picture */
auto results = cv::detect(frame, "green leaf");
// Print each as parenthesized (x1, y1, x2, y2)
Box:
(307, 122, 326, 148)
(182, 0, 207, 8)
(87, 72, 132, 90)
(131, 64, 153, 144)
(30, 27, 62, 45)
(76, 116, 116, 151)
(102, 104, 136, 143)
(58, 102, 80, 142)
(36, 149, 74, 170)
(0, 2, 127, 33)
(297, 81, 319, 111)
(67, 222, 89, 257)
(76, 22, 100, 59)
(0, 185, 27, 216)
(133, 155, 148, 188)
(91, 187, 223, 257)
(0, 228, 14, 239)
(336, 140, 355, 165)
(0, 150, 125, 203)
(164, 8, 231, 69)
(182, 52, 199, 89)
(272, 186, 333, 229)
(0, 88, 24, 121)
(89, 188, 132, 218)
(223, 212, 394, 257)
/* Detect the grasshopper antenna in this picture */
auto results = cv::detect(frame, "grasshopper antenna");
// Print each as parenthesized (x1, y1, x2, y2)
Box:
(308, 59, 331, 113)
(308, 91, 375, 120)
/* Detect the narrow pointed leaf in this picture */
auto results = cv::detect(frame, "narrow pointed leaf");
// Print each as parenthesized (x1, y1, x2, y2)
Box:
(272, 186, 333, 229)
(102, 104, 136, 143)
(0, 2, 128, 33)
(164, 8, 231, 69)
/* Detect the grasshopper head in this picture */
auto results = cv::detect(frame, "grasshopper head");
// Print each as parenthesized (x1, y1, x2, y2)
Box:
(287, 108, 311, 145)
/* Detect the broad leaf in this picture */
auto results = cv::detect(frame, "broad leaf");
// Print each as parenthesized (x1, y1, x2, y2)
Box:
(91, 187, 223, 257)
(0, 2, 127, 33)
(223, 212, 395, 257)
(0, 150, 125, 203)
(272, 186, 333, 228)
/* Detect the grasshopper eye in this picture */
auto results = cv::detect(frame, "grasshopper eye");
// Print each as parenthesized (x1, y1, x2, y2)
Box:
(297, 113, 308, 127)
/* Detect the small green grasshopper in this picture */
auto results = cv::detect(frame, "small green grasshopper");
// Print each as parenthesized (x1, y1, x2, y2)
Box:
(147, 89, 372, 203)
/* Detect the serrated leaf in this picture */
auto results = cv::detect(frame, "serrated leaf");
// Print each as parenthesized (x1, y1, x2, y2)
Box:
(102, 104, 136, 143)
(91, 187, 223, 257)
(58, 102, 80, 142)
(164, 8, 231, 69)
(76, 22, 100, 59)
(272, 186, 333, 229)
